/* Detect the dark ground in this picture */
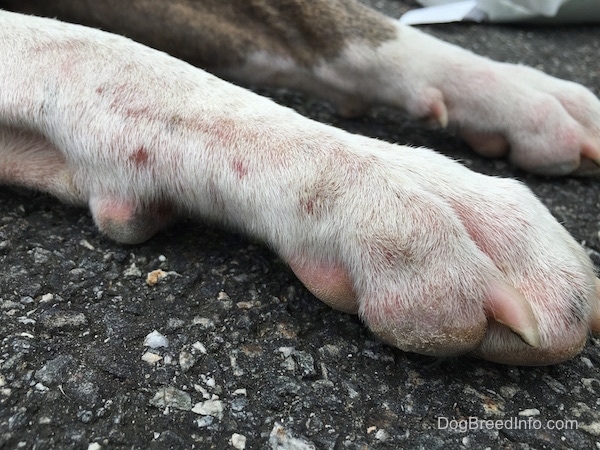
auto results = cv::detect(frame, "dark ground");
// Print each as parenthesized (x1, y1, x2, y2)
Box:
(1, 1, 599, 449)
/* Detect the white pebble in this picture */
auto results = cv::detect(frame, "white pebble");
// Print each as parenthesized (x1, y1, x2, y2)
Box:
(192, 400, 224, 419)
(230, 433, 247, 449)
(518, 408, 540, 417)
(144, 330, 169, 349)
(141, 352, 163, 364)
(192, 341, 207, 354)
(179, 351, 196, 372)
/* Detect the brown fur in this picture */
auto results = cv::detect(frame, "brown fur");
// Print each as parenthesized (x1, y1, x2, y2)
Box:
(0, 0, 396, 69)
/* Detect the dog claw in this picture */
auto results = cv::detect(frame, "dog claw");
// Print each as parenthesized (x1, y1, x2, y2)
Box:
(573, 142, 600, 175)
(431, 98, 448, 128)
(485, 281, 541, 348)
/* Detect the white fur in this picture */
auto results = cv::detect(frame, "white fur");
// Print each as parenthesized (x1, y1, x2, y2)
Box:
(0, 11, 598, 365)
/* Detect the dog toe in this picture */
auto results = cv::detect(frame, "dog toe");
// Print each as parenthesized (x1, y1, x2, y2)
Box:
(89, 196, 173, 244)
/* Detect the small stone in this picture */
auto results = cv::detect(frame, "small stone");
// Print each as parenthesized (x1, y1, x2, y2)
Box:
(17, 317, 36, 325)
(179, 351, 196, 373)
(269, 423, 315, 450)
(87, 443, 102, 450)
(236, 302, 254, 309)
(278, 347, 294, 358)
(196, 416, 214, 428)
(32, 247, 52, 264)
(35, 355, 76, 385)
(518, 408, 540, 417)
(146, 269, 167, 286)
(374, 429, 388, 442)
(40, 310, 87, 330)
(77, 410, 93, 423)
(123, 263, 142, 277)
(192, 399, 224, 419)
(146, 269, 181, 285)
(195, 384, 211, 399)
(149, 387, 192, 411)
(141, 352, 163, 364)
(192, 342, 207, 354)
(167, 318, 185, 330)
(144, 330, 169, 349)
(292, 351, 315, 378)
(80, 240, 95, 250)
(1, 300, 22, 310)
(230, 433, 247, 450)
(193, 317, 215, 328)
(200, 374, 216, 388)
(20, 296, 34, 305)
(0, 240, 10, 254)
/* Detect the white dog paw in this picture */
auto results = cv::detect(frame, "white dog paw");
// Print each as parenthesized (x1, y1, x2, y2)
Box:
(282, 147, 599, 364)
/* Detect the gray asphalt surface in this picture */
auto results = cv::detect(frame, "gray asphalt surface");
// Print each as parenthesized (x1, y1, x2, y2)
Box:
(1, 1, 599, 449)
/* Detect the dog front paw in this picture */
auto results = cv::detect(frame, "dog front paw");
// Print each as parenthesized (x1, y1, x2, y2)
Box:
(279, 146, 599, 365)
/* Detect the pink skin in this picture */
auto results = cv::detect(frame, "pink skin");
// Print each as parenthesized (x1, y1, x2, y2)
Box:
(89, 197, 173, 245)
(289, 260, 358, 314)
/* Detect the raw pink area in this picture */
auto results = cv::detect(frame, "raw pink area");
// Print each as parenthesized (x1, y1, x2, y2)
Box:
(289, 260, 358, 314)
(93, 197, 136, 225)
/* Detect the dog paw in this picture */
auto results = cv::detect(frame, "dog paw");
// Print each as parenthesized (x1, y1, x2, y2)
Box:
(359, 26, 600, 175)
(281, 146, 599, 365)
(451, 62, 600, 176)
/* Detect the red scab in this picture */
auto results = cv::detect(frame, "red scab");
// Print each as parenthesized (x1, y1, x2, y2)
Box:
(129, 147, 150, 167)
(302, 199, 314, 215)
(231, 158, 249, 179)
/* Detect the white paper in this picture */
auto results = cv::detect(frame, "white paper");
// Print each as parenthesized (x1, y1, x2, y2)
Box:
(399, 0, 600, 24)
